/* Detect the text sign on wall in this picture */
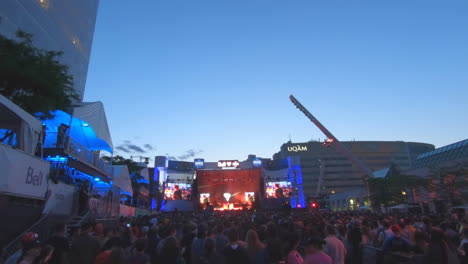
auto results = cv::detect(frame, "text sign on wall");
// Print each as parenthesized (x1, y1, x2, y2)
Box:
(218, 160, 240, 168)
(287, 145, 308, 152)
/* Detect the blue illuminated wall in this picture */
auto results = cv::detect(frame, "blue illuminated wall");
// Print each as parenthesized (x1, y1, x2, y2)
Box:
(288, 156, 305, 208)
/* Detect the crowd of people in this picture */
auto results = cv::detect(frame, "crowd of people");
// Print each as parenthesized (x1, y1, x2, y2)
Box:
(3, 208, 468, 264)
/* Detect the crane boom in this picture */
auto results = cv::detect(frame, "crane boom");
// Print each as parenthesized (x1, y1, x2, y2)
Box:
(289, 95, 374, 185)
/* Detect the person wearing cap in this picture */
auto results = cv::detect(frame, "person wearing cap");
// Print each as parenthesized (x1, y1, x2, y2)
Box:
(304, 237, 333, 264)
(4, 232, 40, 264)
(382, 224, 412, 263)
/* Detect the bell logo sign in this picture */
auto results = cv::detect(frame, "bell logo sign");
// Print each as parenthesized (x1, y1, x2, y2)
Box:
(287, 145, 308, 152)
(218, 160, 240, 168)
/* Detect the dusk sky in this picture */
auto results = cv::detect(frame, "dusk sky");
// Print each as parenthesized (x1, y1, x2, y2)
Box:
(84, 0, 468, 163)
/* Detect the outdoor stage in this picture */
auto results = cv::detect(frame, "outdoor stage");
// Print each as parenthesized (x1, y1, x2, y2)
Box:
(196, 168, 262, 211)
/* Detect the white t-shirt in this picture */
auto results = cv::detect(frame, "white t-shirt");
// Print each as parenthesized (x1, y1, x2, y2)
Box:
(323, 235, 347, 264)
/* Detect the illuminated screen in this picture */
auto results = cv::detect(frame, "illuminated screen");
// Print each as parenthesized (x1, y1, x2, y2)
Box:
(265, 181, 293, 198)
(199, 193, 210, 204)
(164, 183, 192, 200)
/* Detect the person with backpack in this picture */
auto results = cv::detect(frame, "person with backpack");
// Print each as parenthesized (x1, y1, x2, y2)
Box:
(382, 225, 412, 264)
(377, 220, 393, 248)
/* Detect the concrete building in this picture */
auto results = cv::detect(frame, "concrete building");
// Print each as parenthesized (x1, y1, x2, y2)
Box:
(274, 141, 434, 198)
(0, 0, 100, 100)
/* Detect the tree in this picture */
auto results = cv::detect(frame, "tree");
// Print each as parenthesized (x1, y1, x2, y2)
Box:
(368, 165, 427, 210)
(102, 156, 147, 206)
(0, 30, 78, 118)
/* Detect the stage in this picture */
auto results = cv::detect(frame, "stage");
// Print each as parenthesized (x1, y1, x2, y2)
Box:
(196, 168, 262, 210)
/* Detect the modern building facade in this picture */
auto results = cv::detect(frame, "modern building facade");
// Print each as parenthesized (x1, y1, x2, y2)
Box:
(0, 0, 100, 100)
(405, 139, 468, 213)
(274, 141, 435, 198)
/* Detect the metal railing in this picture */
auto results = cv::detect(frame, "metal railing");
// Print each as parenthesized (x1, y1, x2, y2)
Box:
(44, 132, 113, 176)
(3, 214, 51, 259)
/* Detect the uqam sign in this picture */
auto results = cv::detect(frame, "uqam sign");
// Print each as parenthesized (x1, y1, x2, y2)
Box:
(287, 145, 308, 152)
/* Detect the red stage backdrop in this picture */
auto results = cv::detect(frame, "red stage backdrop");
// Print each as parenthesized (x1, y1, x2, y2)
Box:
(197, 168, 261, 206)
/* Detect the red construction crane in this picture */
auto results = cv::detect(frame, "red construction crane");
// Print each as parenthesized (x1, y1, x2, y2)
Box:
(289, 95, 372, 197)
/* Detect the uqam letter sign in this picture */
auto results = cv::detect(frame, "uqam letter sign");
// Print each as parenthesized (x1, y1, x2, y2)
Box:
(287, 145, 308, 152)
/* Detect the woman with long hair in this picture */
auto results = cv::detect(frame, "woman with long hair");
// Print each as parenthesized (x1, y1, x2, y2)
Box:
(245, 230, 266, 264)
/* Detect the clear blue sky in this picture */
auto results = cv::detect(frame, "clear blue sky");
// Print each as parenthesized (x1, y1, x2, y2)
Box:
(84, 0, 468, 162)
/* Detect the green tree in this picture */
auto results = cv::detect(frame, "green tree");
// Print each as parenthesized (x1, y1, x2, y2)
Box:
(102, 155, 147, 206)
(0, 30, 78, 118)
(368, 165, 427, 210)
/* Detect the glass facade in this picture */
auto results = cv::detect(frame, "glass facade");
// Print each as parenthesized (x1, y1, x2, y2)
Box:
(412, 139, 468, 169)
(0, 0, 100, 100)
(275, 141, 435, 197)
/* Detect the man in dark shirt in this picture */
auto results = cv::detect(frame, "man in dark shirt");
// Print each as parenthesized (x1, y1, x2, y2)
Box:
(222, 228, 250, 264)
(47, 224, 70, 264)
(173, 185, 182, 200)
(70, 223, 100, 264)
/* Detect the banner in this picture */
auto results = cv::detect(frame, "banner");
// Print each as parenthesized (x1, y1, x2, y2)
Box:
(43, 182, 75, 215)
(0, 144, 50, 199)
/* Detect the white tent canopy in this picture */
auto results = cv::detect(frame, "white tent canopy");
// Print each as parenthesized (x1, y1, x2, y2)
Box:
(0, 94, 42, 155)
(113, 165, 133, 196)
(73, 102, 113, 151)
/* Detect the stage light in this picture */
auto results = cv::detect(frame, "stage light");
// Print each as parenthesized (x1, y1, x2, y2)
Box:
(94, 177, 100, 181)
(311, 202, 317, 208)
(223, 193, 231, 202)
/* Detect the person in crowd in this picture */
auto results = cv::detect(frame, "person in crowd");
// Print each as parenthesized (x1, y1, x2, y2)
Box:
(377, 220, 393, 247)
(78, 181, 89, 215)
(47, 224, 69, 264)
(424, 227, 460, 264)
(70, 223, 100, 264)
(222, 228, 250, 264)
(99, 227, 115, 250)
(304, 237, 333, 264)
(413, 231, 429, 255)
(17, 241, 42, 264)
(214, 225, 228, 253)
(284, 232, 303, 264)
(159, 237, 185, 264)
(323, 225, 346, 264)
(34, 244, 55, 264)
(191, 224, 208, 264)
(245, 229, 266, 264)
(5, 233, 40, 264)
(157, 225, 177, 255)
(129, 239, 150, 264)
(458, 228, 468, 264)
(382, 224, 412, 264)
(347, 220, 362, 264)
(179, 223, 196, 264)
(200, 238, 225, 264)
(265, 223, 283, 263)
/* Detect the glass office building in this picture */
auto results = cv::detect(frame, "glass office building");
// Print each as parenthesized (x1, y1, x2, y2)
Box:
(0, 0, 100, 100)
(274, 141, 435, 198)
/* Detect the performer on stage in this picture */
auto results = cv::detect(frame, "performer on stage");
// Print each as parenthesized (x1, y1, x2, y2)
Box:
(173, 185, 182, 200)
(275, 183, 284, 198)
